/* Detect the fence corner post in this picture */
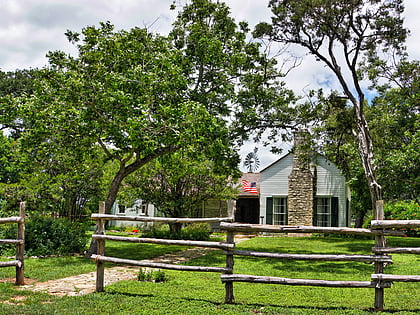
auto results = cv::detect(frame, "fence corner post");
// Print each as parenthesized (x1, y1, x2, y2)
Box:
(225, 230, 235, 304)
(96, 201, 106, 292)
(374, 200, 385, 312)
(15, 201, 25, 285)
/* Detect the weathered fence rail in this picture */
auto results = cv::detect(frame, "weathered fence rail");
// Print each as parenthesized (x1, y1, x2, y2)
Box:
(219, 220, 394, 306)
(90, 201, 234, 292)
(371, 218, 420, 286)
(220, 201, 419, 312)
(91, 213, 233, 224)
(0, 202, 25, 285)
(224, 250, 392, 262)
(220, 274, 391, 288)
(90, 254, 229, 273)
(90, 200, 419, 312)
(91, 234, 234, 249)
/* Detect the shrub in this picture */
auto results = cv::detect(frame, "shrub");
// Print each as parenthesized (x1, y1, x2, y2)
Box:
(153, 269, 170, 283)
(142, 223, 211, 241)
(384, 200, 420, 236)
(137, 268, 169, 283)
(181, 223, 211, 241)
(0, 225, 16, 256)
(3, 215, 89, 256)
(137, 268, 153, 281)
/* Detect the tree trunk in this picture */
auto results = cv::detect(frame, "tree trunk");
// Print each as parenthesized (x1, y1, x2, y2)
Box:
(86, 146, 179, 257)
(169, 222, 183, 235)
(105, 170, 126, 214)
(354, 106, 382, 210)
(354, 210, 365, 228)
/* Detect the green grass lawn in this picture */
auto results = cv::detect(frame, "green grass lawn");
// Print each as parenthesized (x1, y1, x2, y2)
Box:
(0, 235, 419, 314)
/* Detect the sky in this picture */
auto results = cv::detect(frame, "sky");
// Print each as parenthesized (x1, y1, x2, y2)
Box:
(1, 0, 419, 171)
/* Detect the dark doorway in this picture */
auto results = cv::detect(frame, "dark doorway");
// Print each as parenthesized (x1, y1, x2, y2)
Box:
(235, 198, 260, 224)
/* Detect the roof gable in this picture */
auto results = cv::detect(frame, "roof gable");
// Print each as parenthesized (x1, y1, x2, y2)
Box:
(261, 152, 343, 175)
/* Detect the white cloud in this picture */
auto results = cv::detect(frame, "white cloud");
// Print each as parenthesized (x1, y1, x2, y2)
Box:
(0, 0, 417, 71)
(0, 0, 418, 167)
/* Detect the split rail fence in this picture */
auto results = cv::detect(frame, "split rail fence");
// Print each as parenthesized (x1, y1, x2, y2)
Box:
(0, 201, 25, 285)
(90, 202, 233, 292)
(90, 200, 419, 312)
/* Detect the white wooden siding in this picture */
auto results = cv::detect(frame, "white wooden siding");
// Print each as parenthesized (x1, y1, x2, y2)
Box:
(110, 200, 156, 228)
(260, 153, 349, 226)
(313, 155, 347, 226)
(260, 154, 293, 223)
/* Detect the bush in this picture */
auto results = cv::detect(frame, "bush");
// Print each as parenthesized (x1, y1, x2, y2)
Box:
(181, 223, 211, 241)
(142, 223, 211, 241)
(0, 225, 16, 256)
(384, 200, 420, 236)
(3, 215, 89, 256)
(137, 268, 169, 283)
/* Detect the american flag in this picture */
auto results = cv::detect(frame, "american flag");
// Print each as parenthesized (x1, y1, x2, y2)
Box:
(242, 180, 258, 193)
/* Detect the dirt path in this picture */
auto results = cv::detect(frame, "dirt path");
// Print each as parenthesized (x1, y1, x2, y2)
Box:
(16, 236, 252, 297)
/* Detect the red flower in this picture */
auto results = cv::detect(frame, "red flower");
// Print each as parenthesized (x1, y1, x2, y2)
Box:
(132, 229, 139, 233)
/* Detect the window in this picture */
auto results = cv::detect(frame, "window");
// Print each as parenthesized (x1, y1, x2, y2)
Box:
(314, 197, 339, 227)
(273, 197, 288, 225)
(315, 197, 331, 227)
(140, 201, 148, 215)
(135, 200, 148, 215)
(118, 205, 126, 214)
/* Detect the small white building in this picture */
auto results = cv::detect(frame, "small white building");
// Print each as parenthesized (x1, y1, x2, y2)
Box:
(110, 198, 233, 230)
(110, 199, 156, 229)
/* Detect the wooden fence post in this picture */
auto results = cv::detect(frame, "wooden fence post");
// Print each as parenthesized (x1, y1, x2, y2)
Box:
(374, 200, 386, 312)
(16, 201, 25, 285)
(225, 230, 235, 303)
(96, 201, 106, 292)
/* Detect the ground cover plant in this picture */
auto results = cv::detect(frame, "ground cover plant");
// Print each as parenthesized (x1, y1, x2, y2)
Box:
(0, 235, 419, 314)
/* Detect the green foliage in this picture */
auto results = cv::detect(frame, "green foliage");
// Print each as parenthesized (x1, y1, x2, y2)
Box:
(385, 200, 420, 220)
(24, 20, 239, 215)
(137, 268, 169, 283)
(370, 60, 419, 201)
(170, 0, 296, 148)
(385, 200, 420, 236)
(0, 69, 36, 98)
(108, 225, 140, 233)
(1, 0, 295, 225)
(0, 69, 38, 140)
(181, 223, 211, 241)
(1, 216, 89, 256)
(124, 151, 239, 221)
(137, 268, 153, 282)
(142, 223, 211, 241)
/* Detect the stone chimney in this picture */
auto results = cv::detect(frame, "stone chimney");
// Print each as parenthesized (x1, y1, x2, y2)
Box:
(287, 129, 313, 226)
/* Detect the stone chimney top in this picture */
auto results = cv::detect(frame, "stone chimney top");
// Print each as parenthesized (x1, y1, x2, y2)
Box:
(292, 129, 311, 171)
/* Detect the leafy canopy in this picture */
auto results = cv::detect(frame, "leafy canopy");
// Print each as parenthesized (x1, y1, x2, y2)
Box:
(25, 21, 236, 212)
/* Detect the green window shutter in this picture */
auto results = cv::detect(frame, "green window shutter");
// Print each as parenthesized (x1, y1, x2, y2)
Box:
(266, 197, 273, 225)
(313, 198, 318, 226)
(331, 197, 339, 227)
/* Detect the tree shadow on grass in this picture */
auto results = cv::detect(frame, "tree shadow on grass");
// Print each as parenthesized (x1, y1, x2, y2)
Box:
(104, 290, 155, 298)
(100, 290, 397, 314)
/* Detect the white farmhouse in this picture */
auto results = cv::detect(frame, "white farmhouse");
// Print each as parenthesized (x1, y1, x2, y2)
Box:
(236, 131, 351, 227)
